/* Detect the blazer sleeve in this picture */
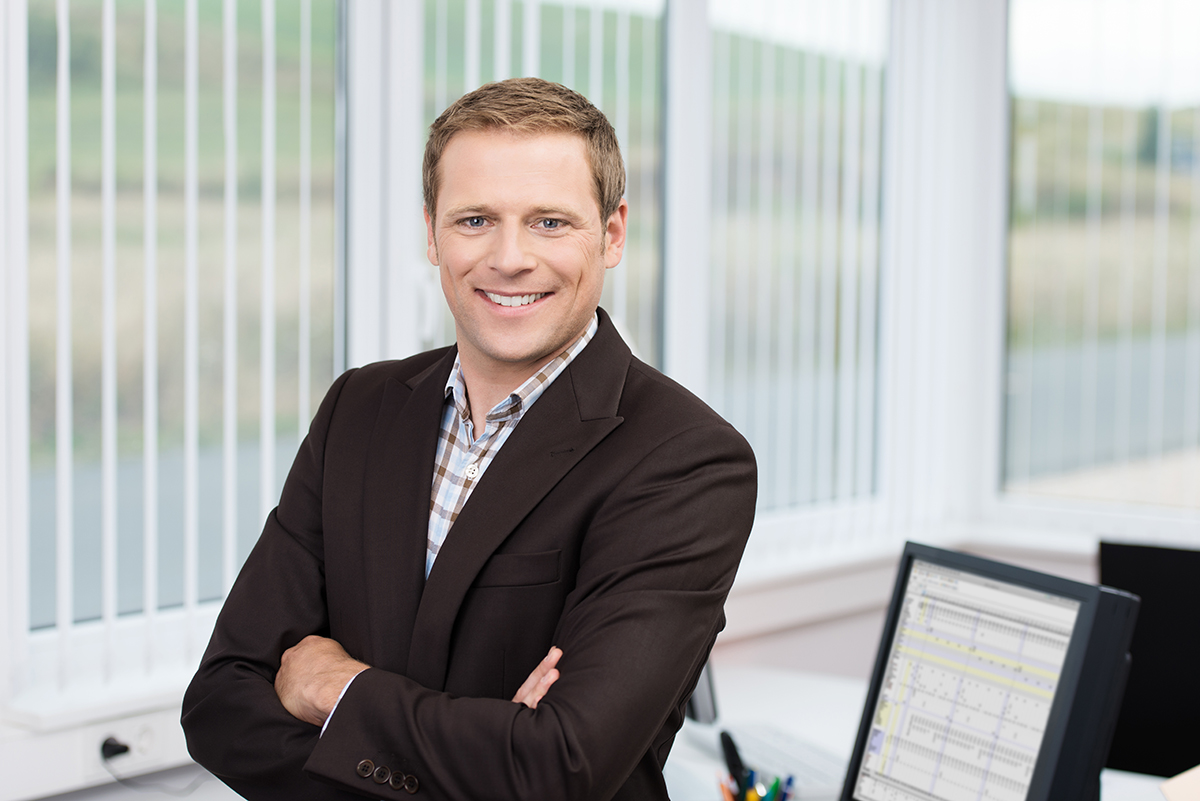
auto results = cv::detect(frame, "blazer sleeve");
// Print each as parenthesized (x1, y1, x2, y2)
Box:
(303, 419, 757, 800)
(181, 368, 365, 800)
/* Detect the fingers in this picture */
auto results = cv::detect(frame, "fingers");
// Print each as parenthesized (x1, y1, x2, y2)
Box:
(512, 646, 563, 709)
(528, 667, 559, 709)
(542, 646, 562, 670)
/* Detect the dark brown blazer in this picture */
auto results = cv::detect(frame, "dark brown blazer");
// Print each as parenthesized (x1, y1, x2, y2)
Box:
(182, 310, 757, 800)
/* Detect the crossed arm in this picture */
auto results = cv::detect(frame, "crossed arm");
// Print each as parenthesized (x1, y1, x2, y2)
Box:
(274, 635, 563, 727)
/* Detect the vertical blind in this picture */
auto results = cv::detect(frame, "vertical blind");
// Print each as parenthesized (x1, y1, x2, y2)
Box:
(23, 0, 337, 698)
(709, 0, 888, 513)
(14, 0, 899, 707)
(1005, 0, 1200, 510)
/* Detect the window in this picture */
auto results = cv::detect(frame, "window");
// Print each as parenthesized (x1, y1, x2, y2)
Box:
(1005, 0, 1200, 512)
(7, 0, 899, 723)
(708, 0, 887, 513)
(14, 0, 338, 717)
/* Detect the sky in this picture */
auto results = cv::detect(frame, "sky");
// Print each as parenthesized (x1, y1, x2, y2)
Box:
(1010, 0, 1200, 107)
(546, 0, 1194, 108)
(709, 0, 888, 65)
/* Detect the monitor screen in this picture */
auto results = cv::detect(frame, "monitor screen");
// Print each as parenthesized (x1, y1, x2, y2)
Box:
(843, 543, 1138, 801)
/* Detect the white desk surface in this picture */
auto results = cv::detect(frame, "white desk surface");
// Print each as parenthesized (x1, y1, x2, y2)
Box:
(663, 665, 1166, 801)
(42, 665, 1165, 800)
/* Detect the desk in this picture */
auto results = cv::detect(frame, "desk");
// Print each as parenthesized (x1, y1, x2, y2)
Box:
(41, 666, 1165, 800)
(662, 666, 1166, 801)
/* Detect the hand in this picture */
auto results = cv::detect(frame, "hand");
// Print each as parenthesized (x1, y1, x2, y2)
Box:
(511, 646, 562, 709)
(275, 635, 369, 727)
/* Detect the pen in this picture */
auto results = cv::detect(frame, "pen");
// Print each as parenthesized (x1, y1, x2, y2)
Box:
(720, 730, 750, 799)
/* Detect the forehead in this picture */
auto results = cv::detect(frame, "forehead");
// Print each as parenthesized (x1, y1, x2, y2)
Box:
(437, 129, 598, 214)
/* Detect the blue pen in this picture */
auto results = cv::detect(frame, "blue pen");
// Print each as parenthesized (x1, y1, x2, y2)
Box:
(780, 775, 794, 801)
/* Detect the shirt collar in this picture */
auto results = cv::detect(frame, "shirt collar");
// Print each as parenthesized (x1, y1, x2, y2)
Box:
(444, 313, 599, 424)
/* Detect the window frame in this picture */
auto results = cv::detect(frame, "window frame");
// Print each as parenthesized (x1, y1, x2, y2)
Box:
(2, 0, 31, 730)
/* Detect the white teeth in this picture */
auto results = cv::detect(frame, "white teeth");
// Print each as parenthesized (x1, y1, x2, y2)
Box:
(485, 292, 547, 307)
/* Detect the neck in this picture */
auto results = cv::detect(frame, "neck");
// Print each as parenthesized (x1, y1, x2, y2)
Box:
(457, 363, 535, 435)
(454, 316, 596, 432)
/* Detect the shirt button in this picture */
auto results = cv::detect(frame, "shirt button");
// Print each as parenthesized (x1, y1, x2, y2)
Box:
(464, 463, 480, 479)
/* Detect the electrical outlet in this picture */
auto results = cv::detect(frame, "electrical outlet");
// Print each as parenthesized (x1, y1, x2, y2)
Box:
(0, 707, 194, 799)
(85, 709, 191, 785)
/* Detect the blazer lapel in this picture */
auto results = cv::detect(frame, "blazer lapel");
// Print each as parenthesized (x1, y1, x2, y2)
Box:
(405, 311, 631, 691)
(359, 350, 454, 672)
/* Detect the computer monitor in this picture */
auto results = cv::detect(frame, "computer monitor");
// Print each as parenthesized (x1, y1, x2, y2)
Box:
(1100, 541, 1200, 777)
(841, 542, 1139, 801)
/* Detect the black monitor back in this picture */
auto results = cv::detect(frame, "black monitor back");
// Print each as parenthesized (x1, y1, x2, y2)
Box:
(1101, 541, 1200, 778)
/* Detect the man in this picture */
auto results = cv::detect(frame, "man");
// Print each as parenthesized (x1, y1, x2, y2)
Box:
(182, 77, 756, 800)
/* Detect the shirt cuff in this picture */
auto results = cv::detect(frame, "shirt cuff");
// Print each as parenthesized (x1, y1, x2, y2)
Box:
(320, 673, 360, 737)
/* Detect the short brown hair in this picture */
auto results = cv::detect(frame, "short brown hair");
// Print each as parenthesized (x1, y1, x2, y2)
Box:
(422, 77, 626, 221)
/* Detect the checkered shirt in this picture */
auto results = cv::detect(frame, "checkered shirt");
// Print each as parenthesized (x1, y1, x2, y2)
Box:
(425, 314, 598, 578)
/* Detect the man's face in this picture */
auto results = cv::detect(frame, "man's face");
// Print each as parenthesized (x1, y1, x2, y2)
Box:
(426, 129, 627, 383)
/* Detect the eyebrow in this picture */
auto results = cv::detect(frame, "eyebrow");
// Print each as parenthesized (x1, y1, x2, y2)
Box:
(441, 204, 492, 219)
(528, 205, 587, 222)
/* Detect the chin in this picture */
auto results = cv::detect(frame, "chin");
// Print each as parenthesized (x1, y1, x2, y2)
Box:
(492, 345, 555, 367)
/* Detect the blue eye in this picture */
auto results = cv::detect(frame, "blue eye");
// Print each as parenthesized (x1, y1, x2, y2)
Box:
(538, 219, 562, 230)
(464, 216, 486, 228)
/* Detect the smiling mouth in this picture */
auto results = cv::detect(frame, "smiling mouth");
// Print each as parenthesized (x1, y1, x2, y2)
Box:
(484, 291, 548, 307)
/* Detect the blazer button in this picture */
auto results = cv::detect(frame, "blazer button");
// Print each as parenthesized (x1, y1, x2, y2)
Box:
(356, 760, 374, 778)
(373, 765, 391, 785)
(403, 774, 419, 794)
(388, 772, 407, 791)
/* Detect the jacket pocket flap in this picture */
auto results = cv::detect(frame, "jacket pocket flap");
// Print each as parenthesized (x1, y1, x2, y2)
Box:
(473, 550, 561, 588)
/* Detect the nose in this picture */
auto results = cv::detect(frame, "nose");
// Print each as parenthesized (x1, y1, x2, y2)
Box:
(488, 224, 536, 276)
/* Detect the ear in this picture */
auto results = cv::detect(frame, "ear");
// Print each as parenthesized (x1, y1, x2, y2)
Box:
(603, 198, 628, 269)
(425, 206, 439, 266)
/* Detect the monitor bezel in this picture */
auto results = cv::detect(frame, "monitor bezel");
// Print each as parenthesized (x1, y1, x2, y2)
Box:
(839, 541, 1102, 801)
